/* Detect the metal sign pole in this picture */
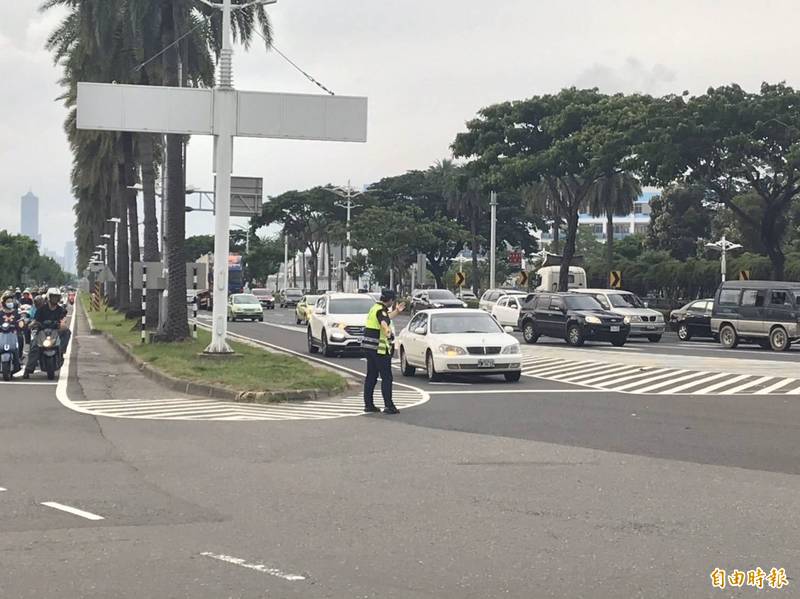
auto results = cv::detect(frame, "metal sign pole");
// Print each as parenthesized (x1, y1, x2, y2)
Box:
(141, 265, 147, 343)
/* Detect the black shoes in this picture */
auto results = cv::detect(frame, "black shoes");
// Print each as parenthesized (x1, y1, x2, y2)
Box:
(22, 371, 30, 379)
(383, 406, 400, 415)
(363, 405, 381, 413)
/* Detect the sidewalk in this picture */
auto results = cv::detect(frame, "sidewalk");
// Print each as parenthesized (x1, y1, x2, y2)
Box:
(70, 305, 202, 404)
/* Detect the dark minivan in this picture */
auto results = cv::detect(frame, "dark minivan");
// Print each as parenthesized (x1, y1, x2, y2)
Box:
(711, 280, 800, 351)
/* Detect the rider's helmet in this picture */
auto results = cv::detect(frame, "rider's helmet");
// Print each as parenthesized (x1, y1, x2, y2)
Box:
(2, 291, 15, 310)
(46, 288, 62, 305)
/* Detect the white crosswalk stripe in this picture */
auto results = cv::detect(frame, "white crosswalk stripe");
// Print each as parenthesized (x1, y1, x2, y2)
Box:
(520, 353, 800, 395)
(69, 387, 428, 421)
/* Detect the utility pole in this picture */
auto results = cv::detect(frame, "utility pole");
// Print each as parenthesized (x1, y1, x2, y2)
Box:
(328, 180, 362, 293)
(705, 235, 742, 282)
(283, 233, 289, 290)
(489, 190, 497, 289)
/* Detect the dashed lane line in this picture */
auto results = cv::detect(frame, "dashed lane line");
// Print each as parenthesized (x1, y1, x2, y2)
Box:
(41, 501, 104, 521)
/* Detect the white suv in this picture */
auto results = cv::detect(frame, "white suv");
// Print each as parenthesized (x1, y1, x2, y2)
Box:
(307, 293, 377, 357)
(573, 288, 665, 342)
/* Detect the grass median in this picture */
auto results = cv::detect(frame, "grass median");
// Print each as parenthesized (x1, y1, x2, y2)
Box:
(81, 297, 345, 397)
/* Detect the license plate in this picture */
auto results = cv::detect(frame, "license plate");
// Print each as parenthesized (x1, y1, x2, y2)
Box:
(477, 359, 495, 368)
(645, 326, 655, 330)
(610, 326, 620, 332)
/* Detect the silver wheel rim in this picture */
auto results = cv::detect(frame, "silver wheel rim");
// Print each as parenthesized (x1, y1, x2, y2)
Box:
(722, 329, 734, 346)
(569, 328, 579, 344)
(679, 325, 688, 340)
(773, 330, 786, 348)
(525, 324, 534, 340)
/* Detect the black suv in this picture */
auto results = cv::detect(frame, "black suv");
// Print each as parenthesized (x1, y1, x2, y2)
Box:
(410, 289, 465, 314)
(518, 292, 631, 347)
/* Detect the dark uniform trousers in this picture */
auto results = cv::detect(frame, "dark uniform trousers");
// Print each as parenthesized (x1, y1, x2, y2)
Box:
(363, 349, 394, 409)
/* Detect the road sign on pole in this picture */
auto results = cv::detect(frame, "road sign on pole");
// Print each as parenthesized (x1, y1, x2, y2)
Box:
(739, 270, 750, 281)
(609, 271, 622, 289)
(454, 272, 465, 287)
(76, 2, 368, 354)
(517, 271, 528, 286)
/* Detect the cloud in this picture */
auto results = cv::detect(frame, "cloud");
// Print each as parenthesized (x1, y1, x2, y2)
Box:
(573, 58, 677, 95)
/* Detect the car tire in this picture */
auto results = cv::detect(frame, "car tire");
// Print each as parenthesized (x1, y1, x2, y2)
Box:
(677, 323, 691, 341)
(426, 351, 441, 382)
(610, 335, 627, 347)
(647, 334, 662, 343)
(719, 324, 738, 349)
(296, 318, 302, 325)
(400, 349, 416, 377)
(504, 371, 521, 383)
(566, 324, 584, 347)
(522, 321, 539, 344)
(769, 326, 790, 352)
(321, 331, 334, 357)
(258, 317, 263, 322)
(307, 328, 319, 354)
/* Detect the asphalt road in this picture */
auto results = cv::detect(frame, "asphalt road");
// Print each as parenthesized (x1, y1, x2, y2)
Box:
(1, 305, 799, 598)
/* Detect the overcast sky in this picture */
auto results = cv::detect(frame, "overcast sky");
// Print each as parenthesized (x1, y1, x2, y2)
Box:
(1, 0, 799, 256)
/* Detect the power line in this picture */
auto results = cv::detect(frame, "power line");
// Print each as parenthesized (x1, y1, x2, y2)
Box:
(252, 28, 336, 96)
(133, 15, 212, 73)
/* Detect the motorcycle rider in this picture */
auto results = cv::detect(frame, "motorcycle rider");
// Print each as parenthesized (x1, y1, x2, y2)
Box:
(1, 292, 24, 373)
(19, 289, 33, 307)
(23, 288, 70, 379)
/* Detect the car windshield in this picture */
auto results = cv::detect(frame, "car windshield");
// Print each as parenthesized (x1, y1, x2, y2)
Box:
(329, 298, 375, 314)
(252, 289, 269, 295)
(430, 313, 502, 334)
(564, 295, 603, 310)
(284, 289, 303, 298)
(607, 293, 644, 308)
(428, 290, 456, 300)
(233, 295, 260, 305)
(305, 296, 321, 304)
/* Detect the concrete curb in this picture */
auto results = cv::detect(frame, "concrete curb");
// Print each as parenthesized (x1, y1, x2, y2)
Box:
(78, 301, 349, 404)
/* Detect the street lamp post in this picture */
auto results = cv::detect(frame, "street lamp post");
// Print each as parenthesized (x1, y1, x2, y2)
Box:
(328, 180, 362, 293)
(705, 235, 743, 282)
(489, 190, 497, 289)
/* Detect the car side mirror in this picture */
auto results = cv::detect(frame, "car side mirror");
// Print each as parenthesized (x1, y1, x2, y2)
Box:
(503, 326, 514, 333)
(413, 326, 427, 335)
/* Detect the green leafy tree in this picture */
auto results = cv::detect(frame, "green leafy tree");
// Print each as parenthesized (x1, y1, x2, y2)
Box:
(184, 235, 215, 261)
(244, 236, 283, 285)
(647, 185, 713, 260)
(634, 83, 800, 279)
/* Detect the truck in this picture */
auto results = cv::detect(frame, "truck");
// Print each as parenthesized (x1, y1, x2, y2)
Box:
(531, 252, 587, 292)
(195, 253, 244, 310)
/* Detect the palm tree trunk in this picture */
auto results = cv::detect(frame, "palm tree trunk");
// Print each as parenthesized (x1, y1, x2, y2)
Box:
(138, 133, 160, 328)
(552, 206, 560, 254)
(470, 209, 479, 295)
(115, 171, 130, 313)
(606, 212, 614, 286)
(162, 1, 189, 340)
(559, 211, 580, 292)
(123, 133, 142, 317)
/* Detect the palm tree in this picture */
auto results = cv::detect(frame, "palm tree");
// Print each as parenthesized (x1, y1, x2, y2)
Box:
(446, 170, 484, 295)
(584, 172, 642, 279)
(522, 179, 564, 255)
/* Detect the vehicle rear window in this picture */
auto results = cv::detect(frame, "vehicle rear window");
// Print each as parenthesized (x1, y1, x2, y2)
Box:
(329, 298, 375, 314)
(252, 289, 269, 295)
(770, 290, 792, 306)
(718, 289, 740, 305)
(233, 295, 260, 304)
(428, 290, 456, 300)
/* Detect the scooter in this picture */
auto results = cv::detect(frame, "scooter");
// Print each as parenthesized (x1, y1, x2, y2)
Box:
(0, 321, 22, 381)
(31, 321, 62, 381)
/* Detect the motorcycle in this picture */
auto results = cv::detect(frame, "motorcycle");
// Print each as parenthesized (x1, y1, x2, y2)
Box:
(0, 321, 22, 381)
(31, 321, 62, 380)
(18, 306, 31, 345)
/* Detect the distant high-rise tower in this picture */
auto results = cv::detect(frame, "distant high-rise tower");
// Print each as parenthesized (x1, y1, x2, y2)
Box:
(20, 191, 40, 246)
(63, 241, 76, 274)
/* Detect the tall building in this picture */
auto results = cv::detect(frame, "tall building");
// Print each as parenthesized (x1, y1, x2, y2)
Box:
(63, 241, 76, 274)
(20, 191, 40, 246)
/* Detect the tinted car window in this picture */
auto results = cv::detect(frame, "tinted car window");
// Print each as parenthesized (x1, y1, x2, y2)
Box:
(607, 293, 644, 308)
(428, 290, 456, 300)
(329, 298, 375, 314)
(564, 295, 603, 310)
(718, 289, 740, 305)
(408, 313, 426, 330)
(770, 290, 792, 306)
(549, 297, 564, 311)
(741, 289, 765, 307)
(430, 313, 501, 334)
(233, 294, 260, 304)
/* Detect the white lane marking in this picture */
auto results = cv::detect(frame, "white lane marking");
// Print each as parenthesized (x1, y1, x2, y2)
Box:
(427, 381, 474, 386)
(663, 371, 729, 394)
(556, 365, 647, 384)
(724, 375, 775, 395)
(530, 361, 600, 378)
(691, 374, 750, 395)
(55, 308, 96, 416)
(614, 369, 687, 391)
(2, 381, 58, 386)
(41, 501, 104, 521)
(200, 552, 305, 582)
(427, 389, 606, 395)
(628, 371, 710, 394)
(0, 487, 6, 492)
(755, 378, 797, 395)
(544, 363, 626, 380)
(257, 321, 306, 334)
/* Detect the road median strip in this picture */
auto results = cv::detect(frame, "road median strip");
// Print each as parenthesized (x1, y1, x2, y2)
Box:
(79, 296, 347, 404)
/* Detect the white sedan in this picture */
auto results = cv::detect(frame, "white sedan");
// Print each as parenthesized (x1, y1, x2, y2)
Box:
(397, 309, 522, 382)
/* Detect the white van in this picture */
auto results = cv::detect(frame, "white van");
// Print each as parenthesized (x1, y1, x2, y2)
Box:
(535, 266, 587, 292)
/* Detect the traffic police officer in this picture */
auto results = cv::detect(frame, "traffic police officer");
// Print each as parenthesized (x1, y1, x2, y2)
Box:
(362, 289, 405, 414)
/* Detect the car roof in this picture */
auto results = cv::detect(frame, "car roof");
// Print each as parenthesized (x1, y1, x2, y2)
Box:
(325, 293, 373, 299)
(719, 280, 800, 289)
(416, 308, 490, 316)
(574, 288, 634, 294)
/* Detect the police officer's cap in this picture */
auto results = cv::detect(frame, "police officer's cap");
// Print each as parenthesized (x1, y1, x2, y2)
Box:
(379, 289, 396, 302)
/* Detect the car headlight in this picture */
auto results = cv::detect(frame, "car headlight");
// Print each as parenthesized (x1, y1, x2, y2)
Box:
(501, 343, 520, 354)
(585, 315, 602, 325)
(438, 344, 466, 356)
(623, 316, 631, 325)
(461, 302, 467, 308)
(42, 339, 53, 348)
(655, 314, 664, 322)
(629, 315, 642, 322)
